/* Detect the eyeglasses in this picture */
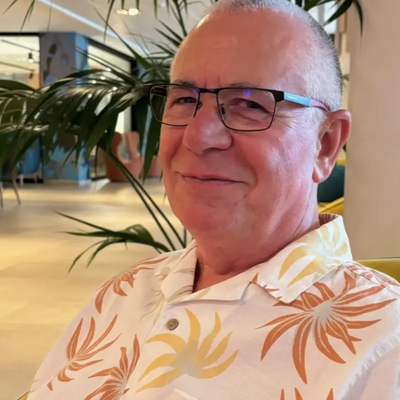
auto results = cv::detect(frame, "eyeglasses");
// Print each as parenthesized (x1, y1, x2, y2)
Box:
(145, 83, 329, 132)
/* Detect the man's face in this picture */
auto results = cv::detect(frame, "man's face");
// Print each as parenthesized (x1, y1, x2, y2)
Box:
(159, 11, 323, 238)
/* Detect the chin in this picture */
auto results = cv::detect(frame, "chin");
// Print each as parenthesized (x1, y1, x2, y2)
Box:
(173, 204, 236, 237)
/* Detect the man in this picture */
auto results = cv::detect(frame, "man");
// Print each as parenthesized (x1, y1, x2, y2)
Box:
(27, 1, 400, 399)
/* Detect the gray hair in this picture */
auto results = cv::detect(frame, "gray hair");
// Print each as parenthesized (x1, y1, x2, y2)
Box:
(210, 0, 343, 112)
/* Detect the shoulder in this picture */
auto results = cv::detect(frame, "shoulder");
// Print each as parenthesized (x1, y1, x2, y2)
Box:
(341, 261, 400, 297)
(326, 262, 400, 366)
(94, 247, 191, 313)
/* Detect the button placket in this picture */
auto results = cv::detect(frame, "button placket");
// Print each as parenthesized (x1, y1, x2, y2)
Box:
(166, 318, 179, 331)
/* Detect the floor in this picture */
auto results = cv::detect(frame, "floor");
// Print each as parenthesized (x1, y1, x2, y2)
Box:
(0, 179, 182, 400)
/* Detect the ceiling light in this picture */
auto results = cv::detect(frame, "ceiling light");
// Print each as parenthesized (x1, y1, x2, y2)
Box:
(128, 8, 140, 16)
(116, 8, 140, 16)
(116, 8, 129, 15)
(90, 80, 97, 84)
(88, 94, 93, 99)
(100, 76, 106, 80)
(28, 52, 34, 63)
(112, 87, 117, 91)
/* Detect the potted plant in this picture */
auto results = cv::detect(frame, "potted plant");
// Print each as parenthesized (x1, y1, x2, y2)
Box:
(0, 0, 362, 268)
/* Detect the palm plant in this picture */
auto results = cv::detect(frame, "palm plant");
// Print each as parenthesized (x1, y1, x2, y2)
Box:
(0, 0, 362, 269)
(7, 0, 363, 32)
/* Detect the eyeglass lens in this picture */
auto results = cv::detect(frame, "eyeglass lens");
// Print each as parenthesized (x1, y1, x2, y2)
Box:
(149, 84, 276, 131)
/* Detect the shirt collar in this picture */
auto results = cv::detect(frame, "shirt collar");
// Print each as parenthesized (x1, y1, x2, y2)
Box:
(250, 214, 353, 303)
(159, 214, 353, 305)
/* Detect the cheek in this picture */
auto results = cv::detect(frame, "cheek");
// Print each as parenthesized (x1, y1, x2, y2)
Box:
(243, 130, 316, 189)
(159, 127, 181, 171)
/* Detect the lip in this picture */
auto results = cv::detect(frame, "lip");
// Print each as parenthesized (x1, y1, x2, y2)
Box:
(178, 172, 238, 184)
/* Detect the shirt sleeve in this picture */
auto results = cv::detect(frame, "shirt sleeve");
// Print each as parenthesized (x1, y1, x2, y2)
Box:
(345, 344, 400, 400)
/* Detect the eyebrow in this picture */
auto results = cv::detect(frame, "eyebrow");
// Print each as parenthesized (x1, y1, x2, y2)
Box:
(171, 79, 262, 89)
(172, 79, 197, 86)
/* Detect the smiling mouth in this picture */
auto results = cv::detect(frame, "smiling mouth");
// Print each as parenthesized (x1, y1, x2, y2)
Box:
(180, 174, 236, 184)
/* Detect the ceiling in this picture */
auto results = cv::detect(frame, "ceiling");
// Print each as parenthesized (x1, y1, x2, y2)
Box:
(0, 0, 206, 77)
(0, 0, 336, 54)
(0, 36, 40, 76)
(0, 0, 207, 56)
(0, 0, 337, 76)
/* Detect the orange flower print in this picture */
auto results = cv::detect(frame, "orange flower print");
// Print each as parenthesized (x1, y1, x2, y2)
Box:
(95, 257, 167, 313)
(346, 264, 400, 290)
(47, 316, 120, 391)
(85, 335, 140, 400)
(252, 273, 280, 296)
(259, 271, 396, 383)
(280, 388, 334, 400)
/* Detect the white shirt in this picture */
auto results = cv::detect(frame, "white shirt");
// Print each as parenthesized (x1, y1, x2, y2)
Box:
(28, 215, 400, 400)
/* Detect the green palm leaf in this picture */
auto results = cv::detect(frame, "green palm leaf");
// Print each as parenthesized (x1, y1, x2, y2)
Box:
(58, 212, 172, 270)
(2, 0, 360, 271)
(142, 110, 162, 180)
(326, 0, 363, 33)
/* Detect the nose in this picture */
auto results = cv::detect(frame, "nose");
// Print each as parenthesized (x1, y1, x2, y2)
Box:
(182, 97, 233, 154)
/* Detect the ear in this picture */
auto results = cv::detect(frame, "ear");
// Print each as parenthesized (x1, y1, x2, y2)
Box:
(313, 110, 351, 184)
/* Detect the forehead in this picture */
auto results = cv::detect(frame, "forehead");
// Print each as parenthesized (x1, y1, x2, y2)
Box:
(172, 11, 308, 92)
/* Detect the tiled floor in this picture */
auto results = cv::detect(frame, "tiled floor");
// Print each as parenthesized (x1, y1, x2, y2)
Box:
(0, 179, 182, 400)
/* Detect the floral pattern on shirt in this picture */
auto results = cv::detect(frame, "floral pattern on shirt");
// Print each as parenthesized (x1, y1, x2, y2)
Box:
(95, 258, 166, 313)
(280, 388, 334, 400)
(47, 315, 120, 391)
(27, 215, 400, 400)
(259, 270, 396, 383)
(346, 263, 400, 292)
(137, 309, 238, 392)
(279, 219, 349, 287)
(85, 335, 140, 400)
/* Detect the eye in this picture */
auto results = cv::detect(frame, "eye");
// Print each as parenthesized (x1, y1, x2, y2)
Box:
(240, 99, 266, 111)
(228, 98, 270, 114)
(173, 97, 197, 105)
(242, 100, 265, 111)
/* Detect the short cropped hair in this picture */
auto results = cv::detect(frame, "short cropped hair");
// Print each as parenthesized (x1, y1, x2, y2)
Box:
(211, 0, 343, 111)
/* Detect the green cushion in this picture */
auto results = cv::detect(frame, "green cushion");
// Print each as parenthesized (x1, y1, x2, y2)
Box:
(317, 164, 345, 203)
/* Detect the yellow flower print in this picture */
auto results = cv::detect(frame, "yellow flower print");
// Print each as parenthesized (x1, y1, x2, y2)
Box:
(137, 309, 238, 392)
(279, 221, 348, 287)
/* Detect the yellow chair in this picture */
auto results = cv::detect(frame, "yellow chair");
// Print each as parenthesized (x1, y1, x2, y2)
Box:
(337, 156, 346, 166)
(357, 258, 400, 282)
(17, 394, 28, 400)
(318, 197, 344, 215)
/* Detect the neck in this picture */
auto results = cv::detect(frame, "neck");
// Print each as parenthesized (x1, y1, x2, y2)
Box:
(193, 208, 320, 292)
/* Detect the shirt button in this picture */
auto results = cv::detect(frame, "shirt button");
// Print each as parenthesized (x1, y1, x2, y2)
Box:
(167, 318, 179, 331)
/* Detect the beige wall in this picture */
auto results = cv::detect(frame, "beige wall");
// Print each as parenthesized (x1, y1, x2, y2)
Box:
(344, 2, 400, 258)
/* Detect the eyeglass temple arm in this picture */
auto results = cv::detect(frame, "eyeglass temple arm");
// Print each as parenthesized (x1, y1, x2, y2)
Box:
(283, 92, 329, 112)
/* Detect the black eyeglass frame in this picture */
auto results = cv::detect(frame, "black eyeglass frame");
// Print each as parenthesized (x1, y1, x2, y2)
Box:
(143, 83, 329, 133)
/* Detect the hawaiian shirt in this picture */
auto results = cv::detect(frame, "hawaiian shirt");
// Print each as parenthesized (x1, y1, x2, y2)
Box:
(27, 214, 400, 400)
